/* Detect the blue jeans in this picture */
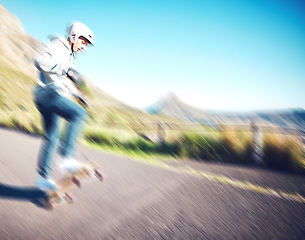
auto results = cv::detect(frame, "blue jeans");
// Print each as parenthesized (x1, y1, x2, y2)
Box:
(34, 84, 87, 178)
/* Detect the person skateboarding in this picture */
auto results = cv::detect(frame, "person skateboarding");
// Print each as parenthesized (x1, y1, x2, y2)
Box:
(33, 22, 95, 191)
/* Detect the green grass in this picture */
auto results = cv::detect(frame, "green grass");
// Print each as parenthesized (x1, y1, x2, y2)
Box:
(81, 128, 305, 174)
(80, 138, 177, 165)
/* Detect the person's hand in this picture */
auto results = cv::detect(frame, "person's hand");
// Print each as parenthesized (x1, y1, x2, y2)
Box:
(66, 68, 86, 87)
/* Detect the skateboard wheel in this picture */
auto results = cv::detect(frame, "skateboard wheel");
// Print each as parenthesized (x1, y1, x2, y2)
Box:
(72, 176, 81, 188)
(39, 195, 54, 210)
(84, 168, 91, 177)
(44, 201, 54, 210)
(64, 193, 73, 204)
(94, 169, 103, 181)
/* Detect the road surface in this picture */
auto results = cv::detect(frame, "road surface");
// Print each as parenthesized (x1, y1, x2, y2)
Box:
(0, 128, 304, 239)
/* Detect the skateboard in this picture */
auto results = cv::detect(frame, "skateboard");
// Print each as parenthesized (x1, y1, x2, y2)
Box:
(37, 161, 103, 210)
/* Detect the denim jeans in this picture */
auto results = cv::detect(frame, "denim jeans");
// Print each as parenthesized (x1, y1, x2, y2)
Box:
(34, 84, 87, 178)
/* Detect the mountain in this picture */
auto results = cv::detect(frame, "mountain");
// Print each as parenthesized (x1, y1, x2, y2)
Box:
(146, 92, 305, 130)
(146, 92, 214, 123)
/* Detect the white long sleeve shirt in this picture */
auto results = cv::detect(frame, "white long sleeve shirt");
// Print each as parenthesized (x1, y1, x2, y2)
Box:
(34, 35, 79, 99)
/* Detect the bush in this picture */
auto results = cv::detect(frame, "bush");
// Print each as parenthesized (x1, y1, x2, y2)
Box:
(262, 134, 305, 172)
(125, 138, 159, 153)
(178, 133, 223, 161)
(159, 141, 180, 156)
(85, 130, 118, 147)
(83, 127, 181, 157)
(221, 131, 253, 164)
(177, 131, 253, 164)
(120, 139, 139, 151)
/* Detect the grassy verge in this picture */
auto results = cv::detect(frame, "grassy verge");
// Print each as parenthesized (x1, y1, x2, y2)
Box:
(82, 128, 305, 174)
(80, 138, 177, 165)
(0, 113, 304, 174)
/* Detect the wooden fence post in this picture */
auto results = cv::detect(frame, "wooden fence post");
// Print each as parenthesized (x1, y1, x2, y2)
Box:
(251, 123, 263, 165)
(157, 121, 166, 145)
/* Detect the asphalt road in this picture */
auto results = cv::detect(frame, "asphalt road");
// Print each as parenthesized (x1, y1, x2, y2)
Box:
(0, 128, 304, 239)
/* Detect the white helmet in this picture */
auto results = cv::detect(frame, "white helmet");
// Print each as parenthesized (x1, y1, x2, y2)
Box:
(67, 22, 94, 45)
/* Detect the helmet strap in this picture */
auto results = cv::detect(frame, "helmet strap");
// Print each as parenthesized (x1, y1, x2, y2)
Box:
(71, 42, 75, 53)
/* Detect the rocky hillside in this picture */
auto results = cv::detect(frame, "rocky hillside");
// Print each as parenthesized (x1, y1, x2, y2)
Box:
(0, 4, 43, 117)
(0, 4, 41, 79)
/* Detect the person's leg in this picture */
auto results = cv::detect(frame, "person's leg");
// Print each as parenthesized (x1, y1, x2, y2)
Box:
(34, 85, 61, 190)
(37, 107, 60, 178)
(49, 95, 87, 159)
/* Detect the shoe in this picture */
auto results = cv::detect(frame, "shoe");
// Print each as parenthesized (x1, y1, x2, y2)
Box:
(35, 176, 58, 191)
(57, 157, 83, 174)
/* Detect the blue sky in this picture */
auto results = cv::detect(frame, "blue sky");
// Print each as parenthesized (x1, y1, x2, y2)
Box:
(2, 0, 305, 112)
